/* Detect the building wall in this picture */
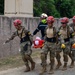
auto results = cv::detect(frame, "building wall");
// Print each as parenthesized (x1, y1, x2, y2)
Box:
(0, 16, 72, 58)
(4, 0, 33, 17)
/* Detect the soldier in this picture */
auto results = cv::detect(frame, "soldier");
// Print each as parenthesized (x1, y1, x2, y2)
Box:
(33, 13, 48, 65)
(69, 16, 75, 67)
(4, 19, 35, 72)
(40, 16, 58, 75)
(33, 13, 48, 40)
(69, 16, 75, 30)
(57, 17, 74, 71)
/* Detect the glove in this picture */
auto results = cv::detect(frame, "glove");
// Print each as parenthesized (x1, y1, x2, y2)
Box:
(5, 39, 9, 43)
(3, 40, 9, 45)
(58, 32, 61, 36)
(61, 44, 66, 49)
(72, 43, 75, 48)
(72, 33, 75, 36)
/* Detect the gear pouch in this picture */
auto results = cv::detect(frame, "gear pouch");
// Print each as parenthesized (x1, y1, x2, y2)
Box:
(23, 43, 28, 51)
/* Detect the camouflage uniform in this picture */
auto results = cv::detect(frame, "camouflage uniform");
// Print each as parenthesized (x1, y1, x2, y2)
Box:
(5, 26, 35, 72)
(57, 25, 74, 70)
(40, 26, 58, 74)
(69, 23, 75, 68)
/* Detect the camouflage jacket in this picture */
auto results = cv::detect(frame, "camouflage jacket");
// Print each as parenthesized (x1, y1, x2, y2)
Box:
(5, 26, 33, 44)
(44, 26, 58, 43)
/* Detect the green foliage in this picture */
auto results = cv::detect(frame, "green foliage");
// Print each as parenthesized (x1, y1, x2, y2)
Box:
(34, 0, 75, 18)
(33, 0, 60, 17)
(0, 0, 75, 17)
(0, 0, 4, 15)
(55, 0, 74, 18)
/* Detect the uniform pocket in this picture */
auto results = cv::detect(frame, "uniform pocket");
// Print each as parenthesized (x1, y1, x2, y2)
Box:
(24, 43, 28, 51)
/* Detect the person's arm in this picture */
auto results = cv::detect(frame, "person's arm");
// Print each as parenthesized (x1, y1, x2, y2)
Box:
(69, 27, 74, 37)
(55, 28, 58, 44)
(26, 30, 33, 45)
(69, 27, 75, 44)
(33, 23, 41, 35)
(43, 26, 48, 41)
(5, 31, 17, 43)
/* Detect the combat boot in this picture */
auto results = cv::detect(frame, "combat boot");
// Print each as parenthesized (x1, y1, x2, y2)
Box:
(25, 55, 35, 70)
(48, 69, 54, 74)
(62, 63, 67, 71)
(48, 62, 54, 74)
(31, 62, 35, 70)
(24, 64, 30, 72)
(69, 61, 74, 68)
(56, 61, 62, 69)
(39, 66, 46, 75)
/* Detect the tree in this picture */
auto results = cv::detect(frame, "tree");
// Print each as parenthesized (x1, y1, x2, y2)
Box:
(55, 0, 75, 18)
(33, 0, 60, 17)
(0, 0, 4, 15)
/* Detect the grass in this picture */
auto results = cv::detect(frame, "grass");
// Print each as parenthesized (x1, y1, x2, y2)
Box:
(0, 49, 41, 71)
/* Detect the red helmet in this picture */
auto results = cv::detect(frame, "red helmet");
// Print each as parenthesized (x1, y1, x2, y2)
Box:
(13, 19, 22, 26)
(61, 17, 69, 23)
(72, 16, 75, 22)
(47, 16, 55, 23)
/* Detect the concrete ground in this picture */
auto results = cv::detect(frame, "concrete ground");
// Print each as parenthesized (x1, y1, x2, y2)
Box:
(0, 52, 75, 75)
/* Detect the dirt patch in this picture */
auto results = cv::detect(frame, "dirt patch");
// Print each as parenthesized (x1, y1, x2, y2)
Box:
(0, 49, 41, 71)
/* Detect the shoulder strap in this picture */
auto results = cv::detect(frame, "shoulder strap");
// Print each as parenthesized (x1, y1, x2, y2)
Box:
(59, 26, 62, 30)
(17, 28, 25, 39)
(44, 26, 48, 35)
(59, 26, 70, 38)
(67, 25, 70, 38)
(53, 27, 56, 36)
(21, 28, 25, 38)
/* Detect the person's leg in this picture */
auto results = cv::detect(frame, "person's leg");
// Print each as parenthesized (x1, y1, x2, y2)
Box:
(48, 50, 55, 74)
(69, 51, 74, 68)
(62, 50, 68, 71)
(39, 42, 48, 75)
(25, 55, 35, 70)
(40, 53, 47, 75)
(49, 57, 55, 74)
(26, 43, 35, 70)
(22, 55, 30, 72)
(56, 51, 62, 69)
(20, 43, 31, 72)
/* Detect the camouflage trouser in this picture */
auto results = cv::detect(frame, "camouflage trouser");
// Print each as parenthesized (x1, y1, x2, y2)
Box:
(70, 45, 75, 61)
(41, 41, 56, 66)
(20, 41, 32, 65)
(56, 42, 73, 63)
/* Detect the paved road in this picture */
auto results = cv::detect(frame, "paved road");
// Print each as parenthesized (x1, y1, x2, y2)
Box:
(0, 54, 75, 75)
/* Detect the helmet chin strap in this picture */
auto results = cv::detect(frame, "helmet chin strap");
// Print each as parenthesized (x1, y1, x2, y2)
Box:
(48, 23, 53, 28)
(17, 26, 22, 30)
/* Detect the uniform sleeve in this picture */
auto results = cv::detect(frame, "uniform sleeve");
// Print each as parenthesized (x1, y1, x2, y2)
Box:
(69, 23, 73, 28)
(69, 27, 74, 38)
(43, 27, 48, 40)
(5, 31, 17, 43)
(70, 27, 73, 33)
(54, 27, 58, 44)
(26, 30, 33, 45)
(33, 23, 41, 35)
(57, 27, 65, 44)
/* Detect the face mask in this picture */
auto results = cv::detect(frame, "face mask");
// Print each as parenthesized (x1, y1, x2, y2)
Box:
(41, 19, 47, 23)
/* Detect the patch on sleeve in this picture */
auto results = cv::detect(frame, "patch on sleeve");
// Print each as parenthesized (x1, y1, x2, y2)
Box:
(58, 32, 61, 35)
(28, 32, 31, 35)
